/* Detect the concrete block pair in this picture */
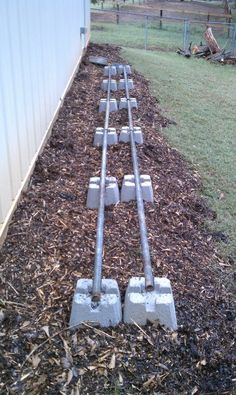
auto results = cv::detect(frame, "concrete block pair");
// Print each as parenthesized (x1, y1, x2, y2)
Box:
(93, 127, 118, 146)
(119, 126, 143, 144)
(103, 65, 117, 76)
(115, 64, 132, 75)
(69, 277, 177, 330)
(119, 97, 137, 110)
(101, 78, 134, 92)
(99, 98, 137, 112)
(121, 175, 154, 203)
(118, 78, 134, 90)
(86, 174, 153, 208)
(93, 126, 143, 146)
(86, 176, 119, 209)
(99, 98, 118, 113)
(103, 64, 132, 76)
(101, 79, 117, 92)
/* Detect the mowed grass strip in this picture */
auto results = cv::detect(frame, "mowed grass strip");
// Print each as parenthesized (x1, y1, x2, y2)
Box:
(123, 48, 236, 259)
(91, 18, 231, 50)
(91, 21, 202, 51)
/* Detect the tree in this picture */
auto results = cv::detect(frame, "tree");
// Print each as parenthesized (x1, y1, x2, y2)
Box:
(223, 0, 231, 15)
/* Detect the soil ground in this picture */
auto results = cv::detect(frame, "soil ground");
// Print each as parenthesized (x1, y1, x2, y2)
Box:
(126, 1, 228, 19)
(92, 0, 228, 23)
(0, 43, 235, 395)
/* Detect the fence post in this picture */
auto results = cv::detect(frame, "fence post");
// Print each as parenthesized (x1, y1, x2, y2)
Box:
(116, 4, 119, 24)
(144, 15, 148, 50)
(160, 10, 163, 30)
(183, 19, 190, 51)
(227, 10, 232, 38)
(231, 24, 236, 54)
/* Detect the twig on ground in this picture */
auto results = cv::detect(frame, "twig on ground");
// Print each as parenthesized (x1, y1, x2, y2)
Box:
(21, 324, 76, 368)
(131, 319, 154, 346)
(22, 322, 114, 368)
(0, 299, 32, 309)
(82, 322, 115, 339)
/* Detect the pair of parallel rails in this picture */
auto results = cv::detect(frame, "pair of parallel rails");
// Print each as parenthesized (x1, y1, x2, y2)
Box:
(92, 64, 154, 302)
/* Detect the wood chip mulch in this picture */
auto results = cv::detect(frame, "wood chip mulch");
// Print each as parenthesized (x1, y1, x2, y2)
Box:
(0, 43, 235, 395)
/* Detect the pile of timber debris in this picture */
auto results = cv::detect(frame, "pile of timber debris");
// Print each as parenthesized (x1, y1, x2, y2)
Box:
(177, 27, 236, 64)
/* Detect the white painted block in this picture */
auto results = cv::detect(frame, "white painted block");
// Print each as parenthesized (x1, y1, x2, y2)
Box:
(118, 79, 134, 90)
(104, 65, 117, 76)
(119, 126, 143, 144)
(119, 98, 137, 110)
(101, 79, 117, 91)
(117, 64, 132, 75)
(121, 174, 153, 203)
(86, 176, 120, 209)
(124, 277, 177, 330)
(99, 98, 118, 112)
(70, 279, 122, 328)
(93, 127, 118, 146)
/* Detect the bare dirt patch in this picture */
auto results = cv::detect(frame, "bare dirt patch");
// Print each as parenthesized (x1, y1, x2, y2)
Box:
(0, 43, 234, 394)
(127, 0, 227, 20)
(92, 0, 228, 23)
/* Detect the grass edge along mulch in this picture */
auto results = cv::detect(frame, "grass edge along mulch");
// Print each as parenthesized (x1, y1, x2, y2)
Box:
(119, 46, 236, 263)
(0, 43, 235, 395)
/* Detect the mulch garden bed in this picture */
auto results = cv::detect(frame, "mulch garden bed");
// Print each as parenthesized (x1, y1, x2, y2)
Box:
(0, 43, 234, 395)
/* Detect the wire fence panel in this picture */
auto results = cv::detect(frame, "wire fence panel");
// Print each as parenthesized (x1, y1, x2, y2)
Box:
(230, 25, 236, 54)
(92, 9, 236, 54)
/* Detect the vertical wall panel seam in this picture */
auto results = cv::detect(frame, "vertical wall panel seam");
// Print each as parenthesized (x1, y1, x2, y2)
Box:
(0, 76, 15, 200)
(16, 1, 31, 166)
(6, 2, 24, 180)
(24, 1, 38, 152)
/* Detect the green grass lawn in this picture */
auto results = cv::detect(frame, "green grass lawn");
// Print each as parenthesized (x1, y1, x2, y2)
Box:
(91, 20, 231, 51)
(91, 21, 185, 50)
(91, 24, 236, 260)
(122, 48, 236, 257)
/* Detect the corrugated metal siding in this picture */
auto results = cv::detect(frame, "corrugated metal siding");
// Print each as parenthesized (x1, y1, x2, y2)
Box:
(0, 0, 90, 227)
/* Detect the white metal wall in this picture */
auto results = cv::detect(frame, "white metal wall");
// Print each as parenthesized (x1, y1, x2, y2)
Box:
(0, 0, 90, 230)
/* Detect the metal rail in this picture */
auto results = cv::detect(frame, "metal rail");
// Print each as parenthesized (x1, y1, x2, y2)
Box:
(92, 66, 111, 302)
(123, 67, 154, 292)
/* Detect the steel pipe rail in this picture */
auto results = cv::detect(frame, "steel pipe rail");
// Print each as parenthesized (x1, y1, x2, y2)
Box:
(123, 67, 154, 292)
(92, 66, 112, 302)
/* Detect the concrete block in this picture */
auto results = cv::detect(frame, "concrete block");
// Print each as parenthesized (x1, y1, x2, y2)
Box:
(119, 126, 143, 144)
(86, 176, 119, 209)
(118, 78, 134, 90)
(93, 127, 118, 146)
(70, 279, 122, 328)
(123, 277, 177, 330)
(104, 65, 117, 76)
(119, 98, 137, 110)
(99, 98, 118, 113)
(121, 174, 153, 203)
(101, 79, 117, 91)
(116, 64, 132, 75)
